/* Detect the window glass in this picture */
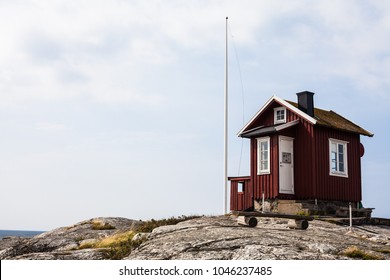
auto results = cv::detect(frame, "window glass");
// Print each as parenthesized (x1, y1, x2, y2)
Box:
(237, 182, 244, 193)
(338, 144, 343, 154)
(339, 162, 345, 172)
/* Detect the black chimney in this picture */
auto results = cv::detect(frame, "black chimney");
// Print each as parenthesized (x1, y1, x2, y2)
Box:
(296, 91, 315, 117)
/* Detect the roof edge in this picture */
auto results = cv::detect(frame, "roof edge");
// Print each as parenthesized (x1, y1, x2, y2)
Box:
(328, 110, 374, 137)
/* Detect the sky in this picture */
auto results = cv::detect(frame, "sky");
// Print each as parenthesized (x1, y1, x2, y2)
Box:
(1, 0, 389, 231)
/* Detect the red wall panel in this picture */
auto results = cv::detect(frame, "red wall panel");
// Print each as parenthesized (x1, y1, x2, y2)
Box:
(313, 127, 362, 202)
(229, 177, 252, 211)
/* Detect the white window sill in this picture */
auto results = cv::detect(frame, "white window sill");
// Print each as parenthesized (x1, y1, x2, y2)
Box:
(329, 172, 348, 178)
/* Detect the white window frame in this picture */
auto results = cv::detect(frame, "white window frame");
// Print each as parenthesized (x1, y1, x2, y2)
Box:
(274, 107, 286, 124)
(257, 136, 270, 175)
(329, 138, 348, 178)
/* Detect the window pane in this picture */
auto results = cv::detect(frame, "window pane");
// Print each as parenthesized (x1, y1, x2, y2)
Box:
(339, 153, 344, 164)
(276, 110, 285, 120)
(331, 161, 337, 171)
(331, 143, 337, 152)
(339, 163, 345, 172)
(261, 152, 268, 170)
(338, 144, 344, 154)
(237, 183, 244, 193)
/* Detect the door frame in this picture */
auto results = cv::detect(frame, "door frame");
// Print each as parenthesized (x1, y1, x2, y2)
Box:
(279, 135, 295, 194)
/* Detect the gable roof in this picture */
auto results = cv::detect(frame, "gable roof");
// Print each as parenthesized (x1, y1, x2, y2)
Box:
(237, 95, 316, 136)
(238, 95, 374, 137)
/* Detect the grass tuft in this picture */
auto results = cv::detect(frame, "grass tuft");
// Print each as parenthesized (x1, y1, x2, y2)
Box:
(78, 241, 97, 250)
(375, 248, 390, 254)
(136, 215, 202, 233)
(78, 231, 135, 250)
(295, 211, 309, 217)
(97, 232, 135, 248)
(104, 235, 146, 260)
(91, 220, 116, 230)
(342, 246, 383, 260)
(78, 215, 202, 259)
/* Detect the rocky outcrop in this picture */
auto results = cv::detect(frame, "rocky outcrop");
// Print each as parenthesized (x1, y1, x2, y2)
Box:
(2, 215, 389, 260)
(0, 217, 139, 260)
(126, 215, 390, 260)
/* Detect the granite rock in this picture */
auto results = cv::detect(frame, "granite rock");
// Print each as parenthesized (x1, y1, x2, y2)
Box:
(0, 217, 139, 260)
(125, 215, 390, 260)
(2, 215, 389, 260)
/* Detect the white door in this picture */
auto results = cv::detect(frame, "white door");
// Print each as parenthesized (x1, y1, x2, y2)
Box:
(279, 136, 294, 194)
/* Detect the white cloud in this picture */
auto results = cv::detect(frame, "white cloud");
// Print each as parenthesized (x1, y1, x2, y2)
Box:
(0, 1, 183, 104)
(34, 122, 67, 132)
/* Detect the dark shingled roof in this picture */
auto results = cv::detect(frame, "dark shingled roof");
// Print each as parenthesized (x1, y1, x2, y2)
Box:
(286, 100, 374, 137)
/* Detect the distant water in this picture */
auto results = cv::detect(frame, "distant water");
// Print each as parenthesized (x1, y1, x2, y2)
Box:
(0, 230, 45, 240)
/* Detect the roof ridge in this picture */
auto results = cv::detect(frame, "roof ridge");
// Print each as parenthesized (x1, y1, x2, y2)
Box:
(285, 99, 329, 113)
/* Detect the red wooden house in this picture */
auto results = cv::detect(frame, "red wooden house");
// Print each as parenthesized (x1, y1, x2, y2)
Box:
(229, 91, 373, 215)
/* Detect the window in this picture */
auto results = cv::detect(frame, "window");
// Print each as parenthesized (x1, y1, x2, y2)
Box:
(274, 107, 286, 124)
(329, 138, 348, 177)
(257, 137, 270, 174)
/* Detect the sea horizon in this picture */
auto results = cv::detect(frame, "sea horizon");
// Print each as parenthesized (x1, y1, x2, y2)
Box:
(0, 229, 45, 240)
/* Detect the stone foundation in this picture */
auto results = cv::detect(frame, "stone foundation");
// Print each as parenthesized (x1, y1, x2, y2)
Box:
(254, 199, 374, 218)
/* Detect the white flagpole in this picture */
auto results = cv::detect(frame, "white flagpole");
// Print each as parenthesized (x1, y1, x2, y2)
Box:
(223, 17, 228, 214)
